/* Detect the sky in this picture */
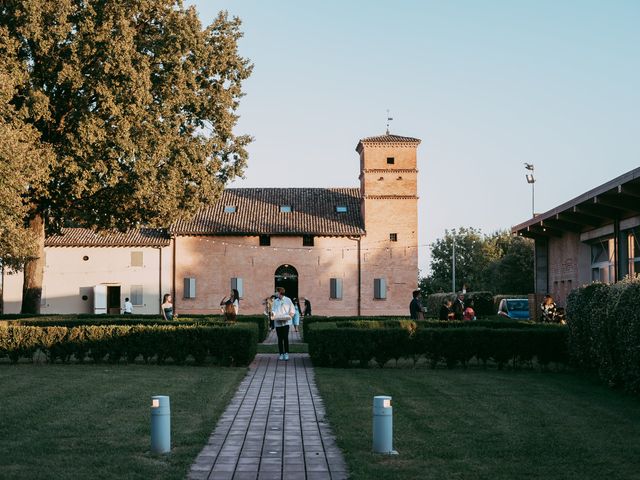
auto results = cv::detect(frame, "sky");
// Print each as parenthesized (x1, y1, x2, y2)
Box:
(187, 0, 640, 274)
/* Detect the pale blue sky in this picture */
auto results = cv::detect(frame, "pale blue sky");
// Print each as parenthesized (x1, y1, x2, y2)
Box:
(188, 0, 640, 274)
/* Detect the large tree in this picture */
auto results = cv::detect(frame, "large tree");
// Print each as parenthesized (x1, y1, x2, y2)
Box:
(422, 228, 534, 295)
(0, 0, 252, 313)
(428, 227, 488, 293)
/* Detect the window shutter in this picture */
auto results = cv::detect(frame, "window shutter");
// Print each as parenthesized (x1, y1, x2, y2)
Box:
(231, 278, 244, 298)
(374, 278, 386, 299)
(184, 277, 196, 298)
(131, 251, 143, 267)
(330, 278, 343, 299)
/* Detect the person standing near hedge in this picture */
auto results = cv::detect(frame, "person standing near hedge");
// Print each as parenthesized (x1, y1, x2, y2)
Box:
(123, 297, 133, 315)
(272, 287, 295, 361)
(452, 293, 465, 320)
(161, 294, 175, 321)
(439, 299, 454, 320)
(410, 290, 424, 319)
(220, 288, 240, 322)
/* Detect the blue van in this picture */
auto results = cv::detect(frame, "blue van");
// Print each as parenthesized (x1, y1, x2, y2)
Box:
(497, 298, 529, 320)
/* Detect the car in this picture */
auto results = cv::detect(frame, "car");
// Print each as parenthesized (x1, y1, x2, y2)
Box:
(497, 298, 529, 320)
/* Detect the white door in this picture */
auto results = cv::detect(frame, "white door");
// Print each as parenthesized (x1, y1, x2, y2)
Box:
(93, 285, 107, 314)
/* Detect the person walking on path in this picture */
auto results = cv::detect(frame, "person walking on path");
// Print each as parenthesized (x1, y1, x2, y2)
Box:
(272, 287, 295, 360)
(409, 289, 424, 319)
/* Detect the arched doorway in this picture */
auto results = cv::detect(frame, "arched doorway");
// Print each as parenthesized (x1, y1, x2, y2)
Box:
(274, 264, 298, 300)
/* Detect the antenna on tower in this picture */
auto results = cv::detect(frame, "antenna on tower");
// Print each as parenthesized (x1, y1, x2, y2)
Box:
(386, 109, 393, 135)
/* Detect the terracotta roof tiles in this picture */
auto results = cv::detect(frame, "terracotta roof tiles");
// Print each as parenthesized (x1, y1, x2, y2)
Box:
(171, 188, 365, 236)
(45, 228, 170, 247)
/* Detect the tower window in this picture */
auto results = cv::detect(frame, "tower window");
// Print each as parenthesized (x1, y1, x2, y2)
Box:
(387, 157, 395, 165)
(303, 235, 314, 247)
(390, 233, 398, 242)
(259, 235, 271, 246)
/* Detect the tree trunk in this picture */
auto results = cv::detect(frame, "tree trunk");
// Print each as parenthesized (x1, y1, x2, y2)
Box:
(21, 214, 45, 314)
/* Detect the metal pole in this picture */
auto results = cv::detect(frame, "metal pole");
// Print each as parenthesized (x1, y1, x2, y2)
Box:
(452, 239, 456, 293)
(532, 175, 535, 217)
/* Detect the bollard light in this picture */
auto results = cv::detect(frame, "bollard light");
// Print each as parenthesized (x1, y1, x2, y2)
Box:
(372, 395, 398, 455)
(151, 395, 171, 454)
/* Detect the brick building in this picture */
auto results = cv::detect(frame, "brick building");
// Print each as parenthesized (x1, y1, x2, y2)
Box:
(512, 167, 640, 308)
(1, 133, 422, 316)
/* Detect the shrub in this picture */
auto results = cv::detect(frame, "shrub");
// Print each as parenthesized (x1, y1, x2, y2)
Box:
(307, 321, 568, 369)
(0, 324, 257, 366)
(566, 277, 640, 394)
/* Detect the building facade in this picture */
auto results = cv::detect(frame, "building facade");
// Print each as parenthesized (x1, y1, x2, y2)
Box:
(512, 167, 640, 307)
(2, 134, 422, 316)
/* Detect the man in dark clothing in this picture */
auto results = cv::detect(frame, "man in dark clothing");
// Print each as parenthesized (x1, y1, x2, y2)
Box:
(452, 293, 465, 320)
(409, 290, 423, 319)
(438, 300, 453, 320)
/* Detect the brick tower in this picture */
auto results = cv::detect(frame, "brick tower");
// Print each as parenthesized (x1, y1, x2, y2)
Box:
(356, 133, 422, 315)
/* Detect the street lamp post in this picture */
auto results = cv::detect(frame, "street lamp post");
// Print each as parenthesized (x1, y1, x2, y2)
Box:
(524, 163, 535, 217)
(452, 239, 456, 293)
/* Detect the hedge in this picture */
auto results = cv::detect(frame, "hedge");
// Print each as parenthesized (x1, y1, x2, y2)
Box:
(566, 277, 640, 394)
(1, 314, 270, 343)
(0, 324, 257, 366)
(307, 321, 568, 369)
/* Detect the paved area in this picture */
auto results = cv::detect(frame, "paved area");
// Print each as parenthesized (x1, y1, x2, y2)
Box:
(263, 324, 303, 345)
(188, 353, 348, 480)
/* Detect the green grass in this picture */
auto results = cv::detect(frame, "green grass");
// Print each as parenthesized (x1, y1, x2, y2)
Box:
(314, 368, 640, 480)
(0, 364, 246, 480)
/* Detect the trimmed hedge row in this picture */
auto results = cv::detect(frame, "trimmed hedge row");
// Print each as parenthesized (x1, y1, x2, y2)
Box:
(307, 322, 568, 368)
(566, 278, 640, 394)
(303, 316, 538, 341)
(0, 324, 257, 366)
(1, 314, 270, 343)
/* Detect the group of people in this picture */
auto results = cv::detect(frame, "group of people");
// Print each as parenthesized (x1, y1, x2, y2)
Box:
(410, 290, 476, 321)
(439, 293, 476, 321)
(158, 288, 310, 361)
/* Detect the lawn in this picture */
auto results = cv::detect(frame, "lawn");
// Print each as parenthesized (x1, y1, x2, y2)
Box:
(314, 368, 640, 480)
(0, 364, 246, 480)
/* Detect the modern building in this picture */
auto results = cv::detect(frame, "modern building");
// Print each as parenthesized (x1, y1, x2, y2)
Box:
(512, 167, 640, 307)
(2, 133, 422, 316)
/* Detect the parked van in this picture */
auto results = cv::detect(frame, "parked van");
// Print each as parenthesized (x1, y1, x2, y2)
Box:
(497, 298, 529, 320)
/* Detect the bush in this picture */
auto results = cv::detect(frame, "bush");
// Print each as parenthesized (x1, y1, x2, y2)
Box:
(0, 324, 257, 366)
(567, 277, 640, 394)
(307, 321, 568, 369)
(424, 291, 495, 317)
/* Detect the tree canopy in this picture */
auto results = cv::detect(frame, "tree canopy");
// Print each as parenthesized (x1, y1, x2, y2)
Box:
(0, 0, 253, 311)
(421, 228, 534, 295)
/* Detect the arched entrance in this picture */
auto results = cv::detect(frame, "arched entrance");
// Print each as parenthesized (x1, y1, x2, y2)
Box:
(274, 264, 298, 300)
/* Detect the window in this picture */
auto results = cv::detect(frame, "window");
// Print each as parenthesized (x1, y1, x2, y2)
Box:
(629, 229, 640, 276)
(330, 278, 343, 300)
(335, 205, 348, 213)
(130, 285, 143, 305)
(387, 157, 395, 165)
(184, 277, 196, 298)
(231, 278, 244, 298)
(389, 233, 398, 242)
(280, 205, 292, 213)
(591, 239, 614, 283)
(303, 235, 314, 247)
(374, 278, 386, 300)
(224, 205, 236, 213)
(131, 251, 143, 267)
(259, 235, 271, 246)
